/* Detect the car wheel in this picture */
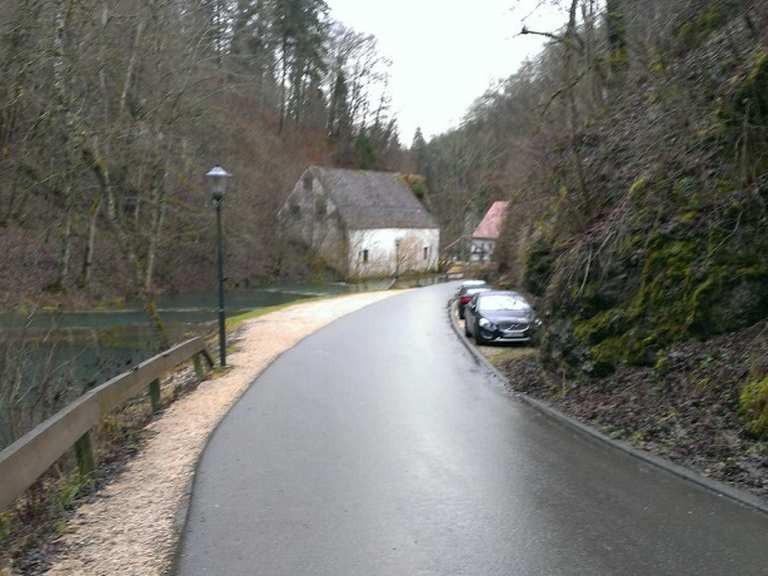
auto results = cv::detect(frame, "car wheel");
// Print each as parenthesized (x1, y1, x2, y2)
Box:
(475, 330, 487, 345)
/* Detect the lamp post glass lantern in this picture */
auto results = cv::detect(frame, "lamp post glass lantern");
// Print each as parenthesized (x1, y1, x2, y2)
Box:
(207, 166, 231, 202)
(207, 166, 231, 367)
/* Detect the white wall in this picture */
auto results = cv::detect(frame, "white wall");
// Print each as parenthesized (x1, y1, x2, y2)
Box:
(470, 239, 496, 262)
(348, 228, 440, 278)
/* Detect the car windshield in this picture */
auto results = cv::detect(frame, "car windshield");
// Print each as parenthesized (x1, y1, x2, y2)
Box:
(478, 295, 530, 312)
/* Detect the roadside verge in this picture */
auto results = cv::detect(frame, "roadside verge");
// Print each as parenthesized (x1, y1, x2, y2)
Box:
(447, 299, 768, 517)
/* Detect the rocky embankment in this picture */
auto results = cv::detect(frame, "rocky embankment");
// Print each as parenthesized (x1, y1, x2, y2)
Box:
(493, 318, 768, 502)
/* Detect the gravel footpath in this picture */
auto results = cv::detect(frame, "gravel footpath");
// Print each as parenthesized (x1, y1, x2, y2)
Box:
(43, 291, 398, 576)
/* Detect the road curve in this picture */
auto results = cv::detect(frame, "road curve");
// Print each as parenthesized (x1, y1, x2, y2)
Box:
(176, 282, 768, 575)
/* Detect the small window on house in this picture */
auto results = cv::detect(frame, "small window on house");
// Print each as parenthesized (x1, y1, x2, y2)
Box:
(303, 174, 313, 192)
(290, 204, 301, 218)
(423, 246, 429, 260)
(360, 249, 369, 263)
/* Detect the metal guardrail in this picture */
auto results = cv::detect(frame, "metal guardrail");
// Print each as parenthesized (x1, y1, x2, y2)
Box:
(0, 337, 214, 511)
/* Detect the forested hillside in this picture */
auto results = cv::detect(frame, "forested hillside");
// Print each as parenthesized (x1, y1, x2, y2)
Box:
(422, 0, 768, 489)
(0, 0, 407, 309)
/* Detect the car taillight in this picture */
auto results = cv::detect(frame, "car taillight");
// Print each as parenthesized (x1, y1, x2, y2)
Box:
(460, 296, 472, 304)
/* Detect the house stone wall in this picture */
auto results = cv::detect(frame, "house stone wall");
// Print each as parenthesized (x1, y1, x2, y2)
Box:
(348, 228, 440, 278)
(281, 170, 347, 273)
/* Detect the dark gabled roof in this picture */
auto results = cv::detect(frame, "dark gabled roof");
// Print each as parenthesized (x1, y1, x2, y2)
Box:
(309, 166, 438, 230)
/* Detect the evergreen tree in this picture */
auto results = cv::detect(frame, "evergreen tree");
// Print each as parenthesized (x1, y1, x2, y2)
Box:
(606, 0, 628, 76)
(353, 131, 376, 169)
(271, 0, 330, 131)
(411, 127, 430, 177)
(327, 66, 350, 139)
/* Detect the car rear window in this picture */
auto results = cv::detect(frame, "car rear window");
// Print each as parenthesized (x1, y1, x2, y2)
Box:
(478, 295, 530, 312)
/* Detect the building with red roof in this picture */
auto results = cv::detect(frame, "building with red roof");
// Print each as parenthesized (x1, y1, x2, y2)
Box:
(470, 201, 509, 262)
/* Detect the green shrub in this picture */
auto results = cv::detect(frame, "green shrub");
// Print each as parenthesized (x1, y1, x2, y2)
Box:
(401, 174, 429, 206)
(0, 511, 10, 541)
(628, 176, 648, 198)
(676, 3, 728, 53)
(718, 48, 768, 163)
(740, 376, 768, 438)
(54, 473, 85, 513)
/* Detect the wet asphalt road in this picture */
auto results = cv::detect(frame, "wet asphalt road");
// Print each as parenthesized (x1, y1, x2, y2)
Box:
(176, 283, 768, 575)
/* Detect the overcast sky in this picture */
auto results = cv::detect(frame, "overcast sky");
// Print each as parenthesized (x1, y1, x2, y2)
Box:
(327, 1, 567, 144)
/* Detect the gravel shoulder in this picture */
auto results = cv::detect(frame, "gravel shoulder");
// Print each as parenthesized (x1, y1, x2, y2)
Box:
(41, 291, 399, 576)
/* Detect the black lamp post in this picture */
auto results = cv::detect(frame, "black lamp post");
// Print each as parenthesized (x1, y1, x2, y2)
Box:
(207, 166, 231, 367)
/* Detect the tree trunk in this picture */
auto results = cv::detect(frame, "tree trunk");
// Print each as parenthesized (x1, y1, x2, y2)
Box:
(279, 35, 289, 133)
(80, 196, 101, 288)
(56, 187, 74, 288)
(83, 140, 169, 350)
(119, 17, 144, 118)
(144, 174, 167, 294)
(565, 0, 591, 223)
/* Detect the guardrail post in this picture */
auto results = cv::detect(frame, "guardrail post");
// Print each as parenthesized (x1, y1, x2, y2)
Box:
(74, 431, 95, 479)
(202, 350, 215, 369)
(149, 379, 161, 412)
(193, 354, 205, 381)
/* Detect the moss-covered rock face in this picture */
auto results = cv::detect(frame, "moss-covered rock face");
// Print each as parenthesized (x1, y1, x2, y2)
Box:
(740, 376, 768, 439)
(522, 231, 556, 297)
(720, 49, 768, 133)
(674, 1, 740, 54)
(559, 181, 768, 374)
(543, 172, 768, 375)
(532, 44, 768, 377)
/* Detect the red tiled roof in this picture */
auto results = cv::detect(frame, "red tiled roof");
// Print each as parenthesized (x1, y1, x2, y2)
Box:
(472, 201, 509, 239)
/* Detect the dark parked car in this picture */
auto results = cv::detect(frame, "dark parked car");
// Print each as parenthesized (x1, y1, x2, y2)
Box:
(456, 283, 491, 319)
(465, 291, 539, 345)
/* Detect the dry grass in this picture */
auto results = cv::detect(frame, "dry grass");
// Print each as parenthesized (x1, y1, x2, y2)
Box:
(479, 345, 538, 364)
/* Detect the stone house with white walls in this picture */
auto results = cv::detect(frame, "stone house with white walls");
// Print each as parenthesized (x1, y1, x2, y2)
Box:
(280, 167, 440, 279)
